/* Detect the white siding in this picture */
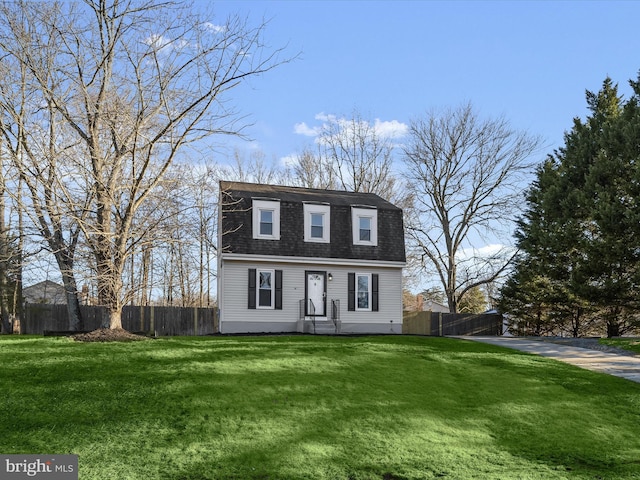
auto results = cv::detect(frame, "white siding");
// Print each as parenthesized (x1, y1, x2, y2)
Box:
(219, 258, 403, 334)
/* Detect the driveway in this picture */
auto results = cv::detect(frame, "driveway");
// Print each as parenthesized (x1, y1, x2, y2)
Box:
(457, 336, 640, 383)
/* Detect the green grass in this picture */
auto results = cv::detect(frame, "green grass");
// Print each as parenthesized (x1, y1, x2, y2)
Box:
(1, 335, 640, 480)
(600, 337, 640, 355)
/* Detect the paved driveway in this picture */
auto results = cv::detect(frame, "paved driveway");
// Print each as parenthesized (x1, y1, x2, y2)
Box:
(457, 336, 640, 383)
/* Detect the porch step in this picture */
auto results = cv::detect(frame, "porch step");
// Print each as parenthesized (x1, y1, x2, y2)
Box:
(303, 319, 340, 334)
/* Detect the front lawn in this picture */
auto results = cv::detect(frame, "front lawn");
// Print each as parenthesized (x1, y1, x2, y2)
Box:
(1, 335, 639, 479)
(600, 337, 640, 355)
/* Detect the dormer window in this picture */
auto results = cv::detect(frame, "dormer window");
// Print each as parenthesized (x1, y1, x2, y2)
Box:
(259, 210, 273, 236)
(252, 199, 280, 240)
(311, 213, 324, 238)
(304, 203, 330, 243)
(359, 216, 371, 241)
(352, 206, 377, 246)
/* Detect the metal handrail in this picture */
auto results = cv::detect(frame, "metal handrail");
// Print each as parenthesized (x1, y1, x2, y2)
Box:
(331, 299, 340, 334)
(309, 299, 316, 334)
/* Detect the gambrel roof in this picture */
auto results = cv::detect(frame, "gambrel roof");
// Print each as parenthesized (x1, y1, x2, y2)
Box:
(220, 181, 406, 263)
(221, 181, 401, 209)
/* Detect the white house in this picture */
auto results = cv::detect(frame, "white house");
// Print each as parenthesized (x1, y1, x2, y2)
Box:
(217, 181, 406, 334)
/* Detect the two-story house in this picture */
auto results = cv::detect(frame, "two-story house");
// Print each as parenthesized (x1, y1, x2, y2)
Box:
(217, 181, 406, 334)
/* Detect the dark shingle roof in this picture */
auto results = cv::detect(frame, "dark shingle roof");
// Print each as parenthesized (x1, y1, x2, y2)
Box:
(219, 180, 406, 263)
(219, 181, 401, 210)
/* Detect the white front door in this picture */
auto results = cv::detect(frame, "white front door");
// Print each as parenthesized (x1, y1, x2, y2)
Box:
(306, 272, 326, 316)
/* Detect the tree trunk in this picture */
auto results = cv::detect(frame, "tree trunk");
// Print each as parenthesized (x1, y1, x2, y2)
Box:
(96, 263, 124, 330)
(606, 306, 622, 338)
(0, 232, 10, 334)
(140, 246, 150, 306)
(571, 308, 582, 338)
(0, 277, 11, 334)
(55, 252, 84, 331)
(607, 320, 620, 338)
(107, 308, 123, 330)
(0, 158, 10, 334)
(61, 271, 84, 331)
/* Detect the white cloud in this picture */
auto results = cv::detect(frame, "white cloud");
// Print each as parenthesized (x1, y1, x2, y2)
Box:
(279, 154, 298, 167)
(314, 112, 337, 123)
(458, 244, 506, 260)
(293, 113, 408, 141)
(144, 33, 170, 50)
(373, 119, 408, 139)
(144, 34, 189, 54)
(293, 122, 320, 137)
(204, 22, 226, 34)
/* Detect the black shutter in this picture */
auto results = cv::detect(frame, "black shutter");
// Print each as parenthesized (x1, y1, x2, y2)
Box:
(275, 270, 283, 310)
(348, 272, 355, 311)
(372, 273, 379, 312)
(248, 269, 256, 309)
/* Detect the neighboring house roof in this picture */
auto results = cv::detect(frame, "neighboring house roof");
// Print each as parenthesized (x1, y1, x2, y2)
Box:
(23, 280, 67, 305)
(422, 299, 449, 313)
(220, 181, 406, 263)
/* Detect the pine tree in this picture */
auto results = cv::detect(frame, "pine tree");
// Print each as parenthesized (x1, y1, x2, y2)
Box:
(500, 75, 640, 337)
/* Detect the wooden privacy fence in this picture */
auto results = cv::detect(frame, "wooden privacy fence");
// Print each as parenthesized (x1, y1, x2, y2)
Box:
(403, 311, 503, 336)
(21, 304, 218, 336)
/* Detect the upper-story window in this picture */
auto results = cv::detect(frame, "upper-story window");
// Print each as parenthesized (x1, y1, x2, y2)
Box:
(352, 206, 377, 246)
(252, 199, 280, 240)
(359, 216, 371, 241)
(260, 210, 273, 235)
(304, 203, 330, 243)
(311, 214, 323, 238)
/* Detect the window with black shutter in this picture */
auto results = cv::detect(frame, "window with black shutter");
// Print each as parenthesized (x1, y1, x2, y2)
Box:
(248, 269, 257, 309)
(348, 272, 355, 311)
(372, 273, 379, 312)
(275, 270, 283, 310)
(348, 272, 379, 312)
(248, 268, 282, 310)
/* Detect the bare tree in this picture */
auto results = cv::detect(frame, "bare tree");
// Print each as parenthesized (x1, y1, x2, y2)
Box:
(189, 163, 219, 307)
(0, 0, 290, 330)
(0, 148, 15, 333)
(119, 169, 189, 307)
(403, 103, 542, 313)
(288, 146, 335, 190)
(0, 3, 88, 330)
(318, 110, 399, 200)
(224, 148, 289, 185)
(117, 161, 219, 308)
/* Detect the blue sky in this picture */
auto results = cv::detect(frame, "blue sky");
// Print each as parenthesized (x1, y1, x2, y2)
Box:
(209, 0, 640, 167)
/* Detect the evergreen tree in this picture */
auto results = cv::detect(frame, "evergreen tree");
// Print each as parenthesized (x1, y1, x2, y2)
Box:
(500, 75, 640, 337)
(457, 285, 487, 314)
(577, 78, 640, 335)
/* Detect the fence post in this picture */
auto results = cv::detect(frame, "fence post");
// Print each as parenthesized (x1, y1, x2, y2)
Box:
(438, 312, 443, 337)
(194, 307, 198, 336)
(150, 305, 155, 335)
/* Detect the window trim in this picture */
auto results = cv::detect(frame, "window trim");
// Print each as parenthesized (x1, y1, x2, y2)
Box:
(257, 268, 275, 309)
(259, 209, 274, 236)
(359, 216, 372, 242)
(248, 268, 282, 310)
(348, 272, 379, 312)
(252, 199, 280, 240)
(352, 207, 377, 246)
(304, 203, 330, 243)
(355, 273, 372, 311)
(310, 213, 324, 239)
